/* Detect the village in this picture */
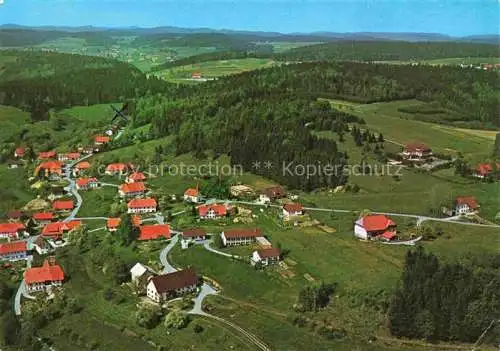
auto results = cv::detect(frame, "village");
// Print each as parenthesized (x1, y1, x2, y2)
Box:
(0, 124, 496, 324)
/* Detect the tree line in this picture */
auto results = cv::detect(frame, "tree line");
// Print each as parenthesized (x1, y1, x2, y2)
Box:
(389, 247, 499, 343)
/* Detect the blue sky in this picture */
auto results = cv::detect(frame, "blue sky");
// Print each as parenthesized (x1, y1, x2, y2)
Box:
(0, 0, 498, 36)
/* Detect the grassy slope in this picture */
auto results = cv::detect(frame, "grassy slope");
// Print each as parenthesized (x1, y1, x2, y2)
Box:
(328, 99, 496, 161)
(0, 105, 30, 144)
(60, 103, 120, 123)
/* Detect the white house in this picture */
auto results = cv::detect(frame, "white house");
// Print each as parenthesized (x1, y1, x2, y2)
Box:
(183, 187, 200, 203)
(146, 268, 199, 303)
(282, 203, 304, 221)
(130, 262, 153, 283)
(251, 248, 280, 267)
(455, 196, 479, 215)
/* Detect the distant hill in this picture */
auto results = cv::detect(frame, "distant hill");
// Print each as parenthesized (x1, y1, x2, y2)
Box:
(1, 25, 498, 46)
(274, 41, 500, 62)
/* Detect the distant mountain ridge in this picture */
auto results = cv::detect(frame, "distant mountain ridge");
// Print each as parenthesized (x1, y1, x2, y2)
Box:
(1, 24, 498, 44)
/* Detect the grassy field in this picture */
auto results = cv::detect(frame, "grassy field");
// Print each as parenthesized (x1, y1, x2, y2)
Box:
(326, 99, 496, 161)
(155, 58, 277, 82)
(78, 186, 117, 218)
(0, 165, 33, 216)
(60, 103, 120, 124)
(0, 105, 31, 144)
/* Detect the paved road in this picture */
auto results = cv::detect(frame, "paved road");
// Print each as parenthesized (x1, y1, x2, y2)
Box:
(14, 280, 26, 315)
(188, 283, 218, 315)
(63, 154, 92, 223)
(159, 234, 180, 273)
(203, 239, 241, 258)
(215, 199, 500, 229)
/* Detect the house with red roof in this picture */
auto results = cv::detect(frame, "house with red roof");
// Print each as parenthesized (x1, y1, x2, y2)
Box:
(259, 186, 287, 204)
(126, 172, 147, 184)
(138, 224, 171, 241)
(41, 221, 81, 239)
(0, 223, 26, 239)
(95, 136, 111, 145)
(24, 259, 65, 293)
(221, 228, 262, 246)
(198, 204, 227, 220)
(146, 268, 199, 303)
(191, 72, 202, 79)
(354, 215, 397, 241)
(52, 200, 74, 212)
(473, 163, 500, 179)
(127, 198, 157, 214)
(0, 241, 28, 261)
(73, 161, 91, 176)
(35, 161, 64, 179)
(402, 143, 432, 161)
(58, 152, 81, 162)
(251, 247, 280, 267)
(119, 182, 147, 197)
(455, 196, 479, 215)
(106, 163, 132, 176)
(76, 177, 100, 190)
(184, 187, 200, 203)
(38, 151, 57, 160)
(14, 147, 25, 158)
(282, 203, 304, 220)
(182, 228, 207, 241)
(33, 212, 55, 226)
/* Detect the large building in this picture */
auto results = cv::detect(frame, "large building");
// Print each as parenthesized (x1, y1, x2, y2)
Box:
(24, 259, 65, 293)
(0, 223, 26, 239)
(52, 200, 75, 212)
(401, 143, 432, 161)
(0, 241, 28, 261)
(182, 228, 207, 241)
(138, 224, 171, 241)
(127, 198, 157, 214)
(41, 221, 81, 240)
(221, 228, 262, 246)
(146, 268, 199, 303)
(354, 215, 397, 241)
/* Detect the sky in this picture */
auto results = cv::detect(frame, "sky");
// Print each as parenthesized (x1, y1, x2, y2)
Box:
(0, 0, 498, 36)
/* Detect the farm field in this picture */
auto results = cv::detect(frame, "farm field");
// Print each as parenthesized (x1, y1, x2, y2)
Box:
(326, 99, 497, 161)
(155, 58, 277, 81)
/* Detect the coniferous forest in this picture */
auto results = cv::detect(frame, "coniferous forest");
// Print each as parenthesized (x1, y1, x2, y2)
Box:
(389, 247, 499, 343)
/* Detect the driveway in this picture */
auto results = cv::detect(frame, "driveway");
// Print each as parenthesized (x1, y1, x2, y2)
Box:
(159, 234, 179, 273)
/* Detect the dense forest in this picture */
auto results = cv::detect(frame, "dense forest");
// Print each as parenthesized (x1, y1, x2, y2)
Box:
(0, 29, 117, 47)
(389, 247, 499, 343)
(275, 41, 500, 62)
(0, 51, 177, 121)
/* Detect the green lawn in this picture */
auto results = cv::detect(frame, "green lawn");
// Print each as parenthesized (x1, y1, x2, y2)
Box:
(77, 186, 117, 218)
(61, 103, 120, 123)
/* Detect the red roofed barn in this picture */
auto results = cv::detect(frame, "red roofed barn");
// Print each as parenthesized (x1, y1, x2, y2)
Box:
(354, 215, 397, 241)
(0, 241, 28, 261)
(127, 198, 157, 214)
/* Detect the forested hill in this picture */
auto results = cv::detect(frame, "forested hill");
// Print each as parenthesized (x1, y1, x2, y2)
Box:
(273, 41, 500, 62)
(0, 29, 117, 47)
(0, 50, 178, 121)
